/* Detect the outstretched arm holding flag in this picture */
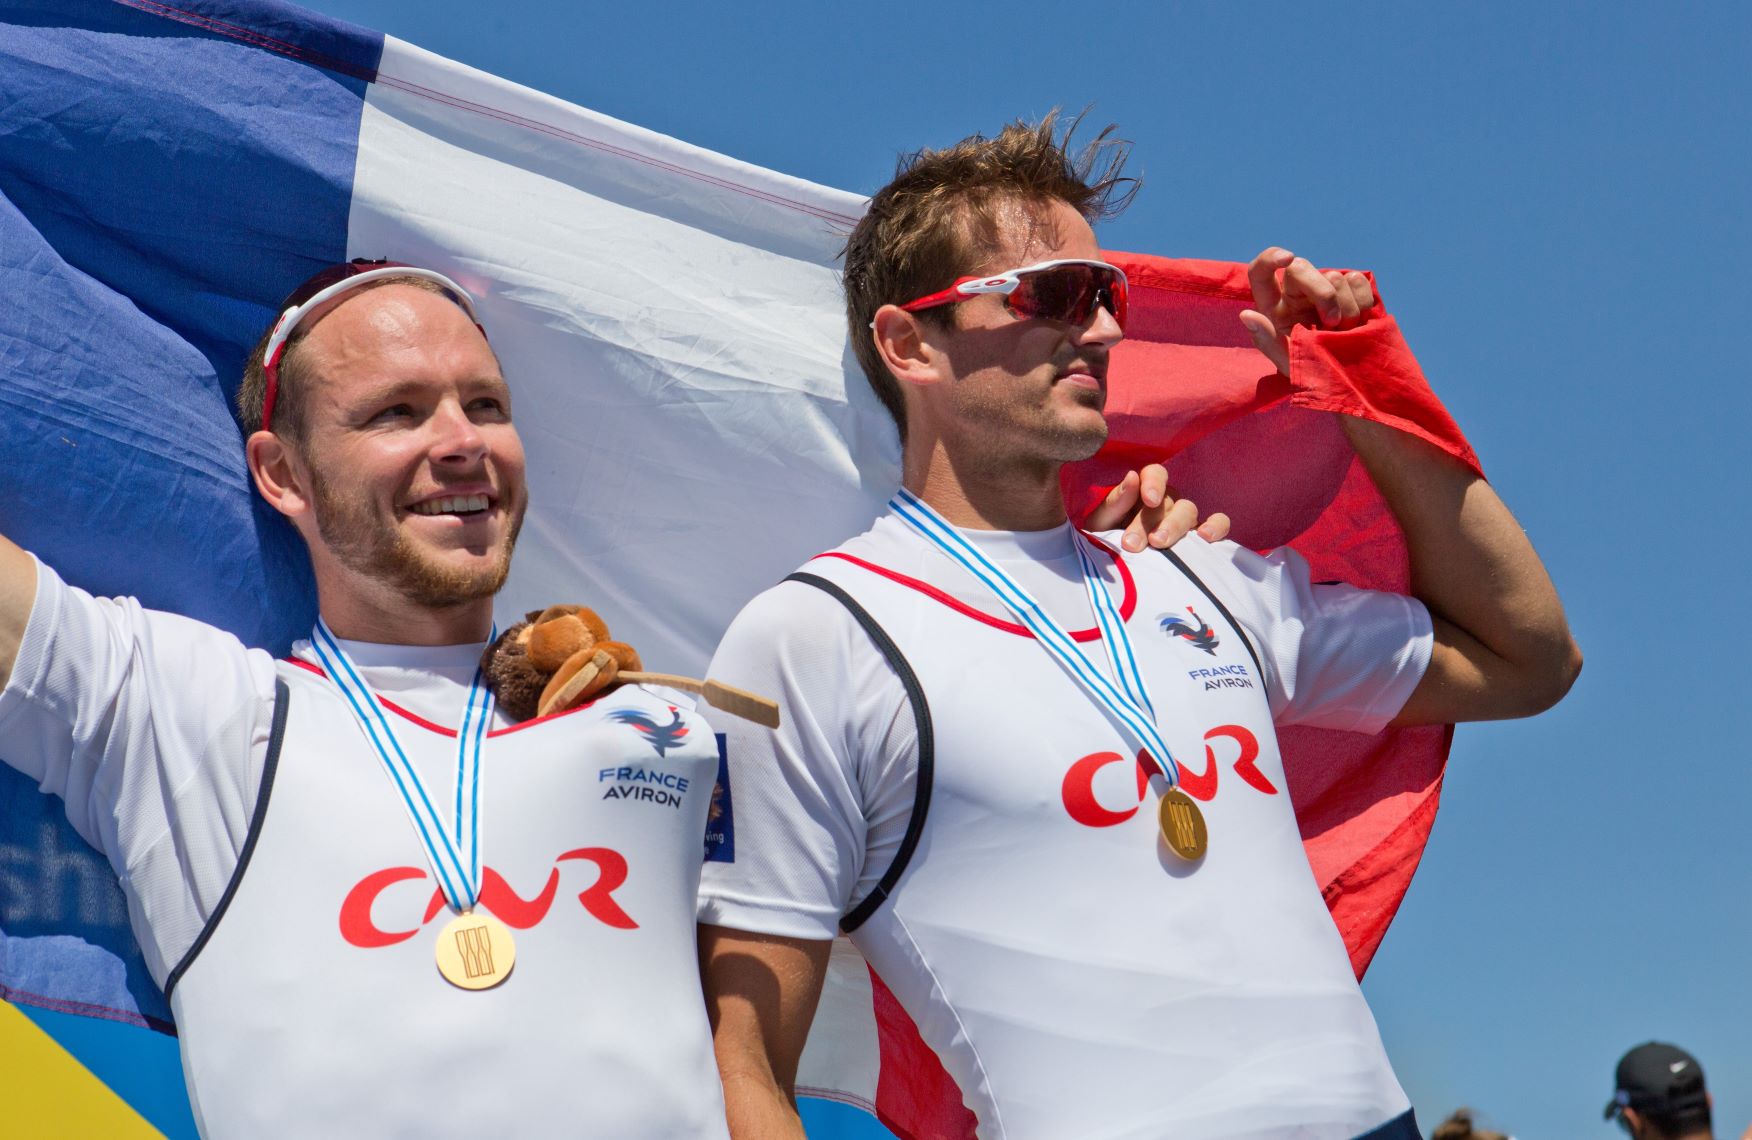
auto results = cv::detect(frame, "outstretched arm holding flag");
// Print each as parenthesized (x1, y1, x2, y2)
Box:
(0, 269, 738, 1137)
(1234, 247, 1582, 725)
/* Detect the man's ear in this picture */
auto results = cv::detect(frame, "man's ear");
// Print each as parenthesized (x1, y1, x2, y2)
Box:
(246, 431, 312, 520)
(871, 305, 950, 391)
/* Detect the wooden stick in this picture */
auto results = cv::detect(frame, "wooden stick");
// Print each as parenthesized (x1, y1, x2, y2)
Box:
(617, 671, 781, 729)
(537, 650, 612, 718)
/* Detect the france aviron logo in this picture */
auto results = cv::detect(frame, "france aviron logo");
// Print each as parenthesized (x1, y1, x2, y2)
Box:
(1158, 607, 1219, 655)
(611, 706, 690, 756)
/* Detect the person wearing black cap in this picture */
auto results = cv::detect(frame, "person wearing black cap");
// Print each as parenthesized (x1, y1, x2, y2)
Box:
(1606, 1042, 1714, 1139)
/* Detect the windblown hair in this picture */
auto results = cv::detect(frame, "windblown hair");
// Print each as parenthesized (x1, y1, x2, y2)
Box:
(842, 110, 1138, 435)
(235, 274, 452, 443)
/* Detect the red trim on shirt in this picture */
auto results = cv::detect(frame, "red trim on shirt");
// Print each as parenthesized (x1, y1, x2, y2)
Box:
(487, 700, 599, 736)
(282, 657, 595, 736)
(812, 533, 1135, 643)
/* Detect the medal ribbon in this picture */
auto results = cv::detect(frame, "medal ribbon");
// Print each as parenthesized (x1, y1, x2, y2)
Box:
(310, 620, 496, 913)
(889, 489, 1180, 786)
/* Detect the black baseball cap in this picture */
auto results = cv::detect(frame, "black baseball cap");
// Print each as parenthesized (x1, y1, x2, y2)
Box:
(1603, 1041, 1709, 1120)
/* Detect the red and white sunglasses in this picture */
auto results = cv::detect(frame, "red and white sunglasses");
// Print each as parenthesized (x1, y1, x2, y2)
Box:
(260, 259, 482, 432)
(896, 258, 1128, 331)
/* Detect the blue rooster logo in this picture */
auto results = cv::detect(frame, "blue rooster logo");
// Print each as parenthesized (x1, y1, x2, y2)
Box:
(611, 706, 691, 757)
(1158, 608, 1220, 655)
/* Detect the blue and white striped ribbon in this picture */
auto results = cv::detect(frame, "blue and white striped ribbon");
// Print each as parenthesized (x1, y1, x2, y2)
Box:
(889, 489, 1180, 785)
(1073, 538, 1156, 723)
(310, 619, 497, 913)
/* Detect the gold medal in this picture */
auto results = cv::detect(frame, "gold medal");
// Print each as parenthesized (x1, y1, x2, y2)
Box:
(1158, 788, 1208, 860)
(435, 911, 516, 990)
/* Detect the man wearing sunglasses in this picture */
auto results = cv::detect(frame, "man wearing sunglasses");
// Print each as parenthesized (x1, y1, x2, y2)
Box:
(697, 118, 1581, 1139)
(0, 263, 734, 1136)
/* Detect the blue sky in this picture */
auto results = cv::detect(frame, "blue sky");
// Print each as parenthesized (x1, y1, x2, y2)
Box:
(288, 0, 1752, 1134)
(41, 1, 1752, 1136)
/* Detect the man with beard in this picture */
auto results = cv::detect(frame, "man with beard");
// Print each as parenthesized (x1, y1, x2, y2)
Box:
(697, 120, 1582, 1139)
(0, 263, 732, 1136)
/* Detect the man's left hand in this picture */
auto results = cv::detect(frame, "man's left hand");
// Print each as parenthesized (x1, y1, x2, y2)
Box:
(1085, 464, 1231, 552)
(1239, 246, 1375, 376)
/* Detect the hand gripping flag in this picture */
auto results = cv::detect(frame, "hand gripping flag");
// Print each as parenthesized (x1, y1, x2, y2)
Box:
(1078, 254, 1475, 982)
(0, 0, 1471, 1134)
(795, 259, 1476, 1139)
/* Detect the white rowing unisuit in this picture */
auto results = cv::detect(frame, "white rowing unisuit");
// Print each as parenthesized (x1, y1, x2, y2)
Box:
(699, 512, 1433, 1140)
(0, 557, 727, 1139)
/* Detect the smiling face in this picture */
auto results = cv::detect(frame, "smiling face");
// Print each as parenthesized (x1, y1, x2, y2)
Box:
(268, 284, 528, 617)
(916, 198, 1122, 477)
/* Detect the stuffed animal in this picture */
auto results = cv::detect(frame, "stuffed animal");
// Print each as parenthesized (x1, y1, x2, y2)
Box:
(481, 604, 778, 728)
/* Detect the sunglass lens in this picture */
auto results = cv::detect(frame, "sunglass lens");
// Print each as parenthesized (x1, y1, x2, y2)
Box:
(1010, 265, 1091, 324)
(1008, 266, 1125, 330)
(1100, 272, 1127, 329)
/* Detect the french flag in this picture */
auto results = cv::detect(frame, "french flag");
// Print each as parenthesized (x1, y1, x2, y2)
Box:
(0, 0, 1469, 1133)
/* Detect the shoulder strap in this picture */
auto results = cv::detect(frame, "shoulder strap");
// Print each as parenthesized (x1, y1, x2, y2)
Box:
(165, 677, 291, 1000)
(1158, 548, 1265, 680)
(784, 572, 934, 934)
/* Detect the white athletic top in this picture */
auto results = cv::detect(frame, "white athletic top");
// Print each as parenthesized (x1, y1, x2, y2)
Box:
(0, 558, 729, 1138)
(698, 513, 1432, 1139)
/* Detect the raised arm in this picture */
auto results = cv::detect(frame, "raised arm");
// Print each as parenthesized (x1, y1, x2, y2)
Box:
(0, 534, 38, 690)
(1340, 417, 1579, 722)
(699, 925, 832, 1140)
(1239, 248, 1581, 724)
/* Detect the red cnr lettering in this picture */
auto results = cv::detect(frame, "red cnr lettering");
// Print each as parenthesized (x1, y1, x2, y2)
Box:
(338, 866, 428, 947)
(339, 848, 640, 948)
(1057, 725, 1277, 828)
(1176, 739, 1219, 802)
(557, 847, 639, 930)
(420, 866, 566, 929)
(1205, 725, 1275, 795)
(1061, 751, 1152, 826)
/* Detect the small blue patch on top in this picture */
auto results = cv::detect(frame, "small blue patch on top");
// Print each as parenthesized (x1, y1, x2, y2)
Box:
(703, 734, 735, 864)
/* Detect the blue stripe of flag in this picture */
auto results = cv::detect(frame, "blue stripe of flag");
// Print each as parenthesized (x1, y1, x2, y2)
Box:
(0, 0, 387, 1041)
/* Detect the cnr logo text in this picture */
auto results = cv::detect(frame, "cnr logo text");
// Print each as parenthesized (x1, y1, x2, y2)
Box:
(1060, 725, 1276, 828)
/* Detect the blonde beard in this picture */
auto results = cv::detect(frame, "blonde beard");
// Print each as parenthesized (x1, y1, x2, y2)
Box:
(309, 470, 522, 609)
